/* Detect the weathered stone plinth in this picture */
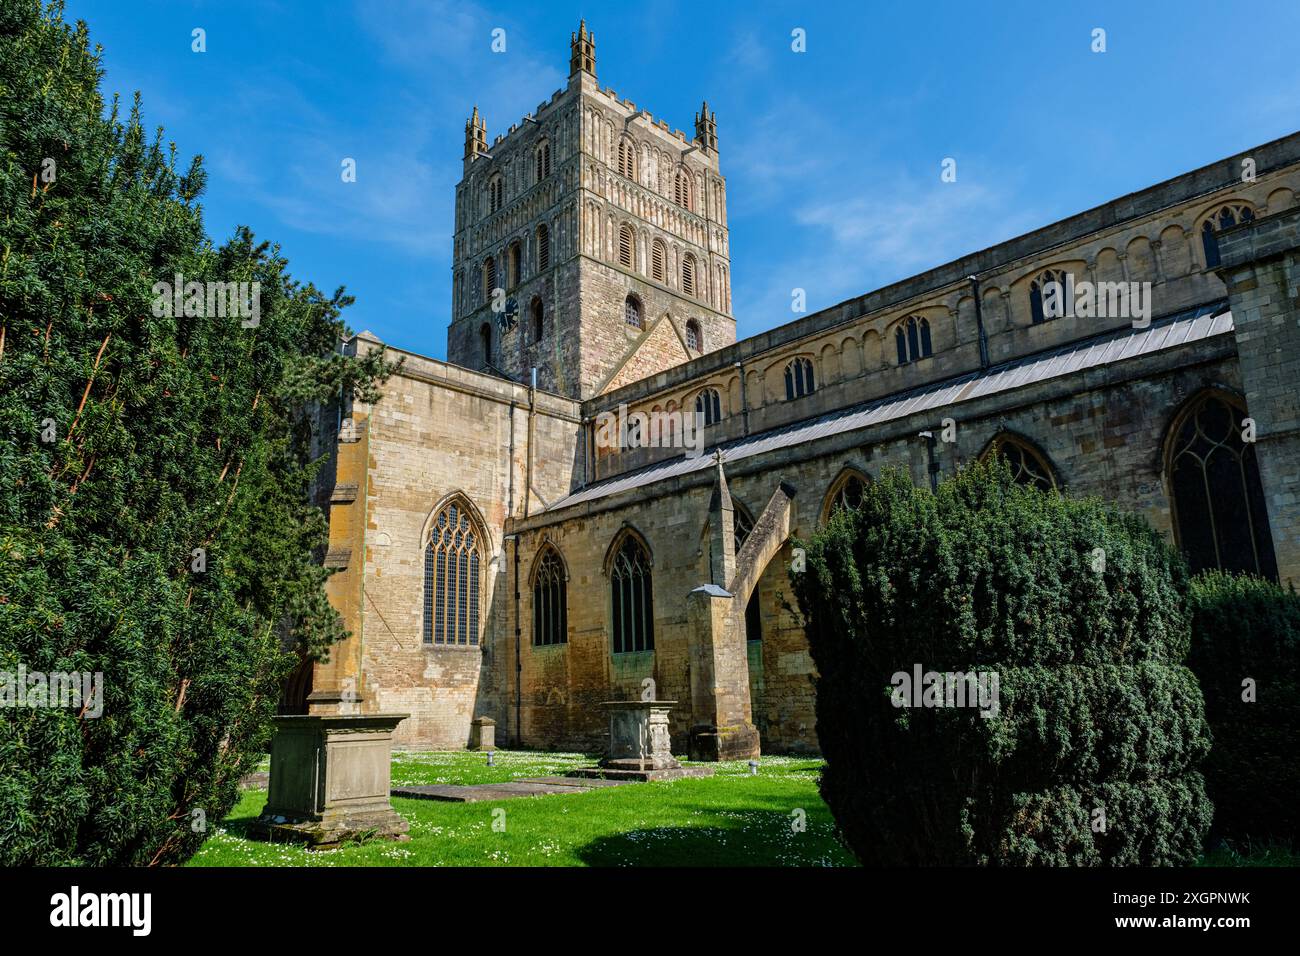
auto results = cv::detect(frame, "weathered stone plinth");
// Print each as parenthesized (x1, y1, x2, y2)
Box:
(566, 700, 714, 782)
(252, 713, 410, 849)
(689, 721, 762, 762)
(469, 715, 495, 751)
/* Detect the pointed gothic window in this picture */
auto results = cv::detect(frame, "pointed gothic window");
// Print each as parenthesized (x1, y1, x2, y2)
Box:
(651, 238, 667, 282)
(1201, 203, 1254, 269)
(423, 500, 482, 646)
(610, 534, 654, 654)
(1166, 391, 1277, 578)
(695, 387, 721, 426)
(484, 256, 497, 299)
(784, 357, 815, 400)
(982, 433, 1057, 492)
(488, 175, 504, 214)
(823, 469, 869, 522)
(619, 223, 636, 269)
(532, 546, 568, 646)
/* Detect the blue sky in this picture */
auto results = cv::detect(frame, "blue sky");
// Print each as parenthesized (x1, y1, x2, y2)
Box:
(65, 0, 1300, 359)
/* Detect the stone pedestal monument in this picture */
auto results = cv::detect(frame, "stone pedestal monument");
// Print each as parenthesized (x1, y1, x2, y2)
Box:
(568, 700, 712, 782)
(253, 713, 410, 848)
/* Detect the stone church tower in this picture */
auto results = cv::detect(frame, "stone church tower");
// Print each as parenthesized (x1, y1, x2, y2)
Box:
(447, 21, 735, 399)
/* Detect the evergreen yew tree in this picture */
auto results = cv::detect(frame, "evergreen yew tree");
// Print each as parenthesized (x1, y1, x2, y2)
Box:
(0, 0, 394, 864)
(1187, 572, 1300, 846)
(793, 461, 1213, 865)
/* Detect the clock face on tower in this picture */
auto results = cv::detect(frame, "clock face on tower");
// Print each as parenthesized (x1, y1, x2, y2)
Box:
(499, 298, 518, 331)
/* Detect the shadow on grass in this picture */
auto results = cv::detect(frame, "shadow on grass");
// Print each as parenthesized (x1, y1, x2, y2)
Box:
(577, 826, 747, 866)
(576, 802, 852, 867)
(220, 810, 265, 842)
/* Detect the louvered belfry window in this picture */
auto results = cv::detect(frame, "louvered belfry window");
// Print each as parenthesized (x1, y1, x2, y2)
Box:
(618, 139, 636, 179)
(424, 502, 482, 646)
(537, 224, 550, 271)
(675, 170, 691, 209)
(619, 224, 635, 268)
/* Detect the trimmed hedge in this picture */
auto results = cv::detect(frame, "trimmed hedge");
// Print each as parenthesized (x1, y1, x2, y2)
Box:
(1187, 572, 1300, 846)
(794, 460, 1212, 865)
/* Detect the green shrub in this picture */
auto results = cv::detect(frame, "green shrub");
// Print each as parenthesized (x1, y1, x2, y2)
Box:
(793, 460, 1212, 865)
(1187, 572, 1300, 846)
(0, 1, 393, 865)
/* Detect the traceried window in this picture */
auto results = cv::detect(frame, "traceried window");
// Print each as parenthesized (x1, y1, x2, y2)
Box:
(1201, 203, 1255, 269)
(681, 253, 697, 295)
(423, 500, 482, 646)
(484, 256, 497, 298)
(1030, 268, 1070, 325)
(617, 138, 637, 179)
(674, 169, 692, 210)
(536, 223, 550, 271)
(784, 357, 815, 400)
(695, 387, 721, 426)
(685, 319, 702, 352)
(535, 140, 551, 183)
(532, 547, 568, 647)
(619, 223, 636, 269)
(823, 469, 868, 521)
(624, 294, 643, 330)
(488, 175, 504, 214)
(610, 534, 654, 654)
(1166, 391, 1277, 578)
(983, 433, 1057, 492)
(651, 238, 667, 282)
(894, 316, 933, 364)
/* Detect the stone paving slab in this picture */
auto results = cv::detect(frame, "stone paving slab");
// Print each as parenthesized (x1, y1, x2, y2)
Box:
(516, 775, 635, 788)
(566, 766, 715, 782)
(239, 771, 270, 790)
(391, 780, 597, 803)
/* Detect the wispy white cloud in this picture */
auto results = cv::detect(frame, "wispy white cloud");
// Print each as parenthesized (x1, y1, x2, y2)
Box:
(731, 154, 1044, 331)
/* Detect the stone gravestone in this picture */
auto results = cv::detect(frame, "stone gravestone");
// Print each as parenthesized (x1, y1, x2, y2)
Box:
(253, 713, 410, 848)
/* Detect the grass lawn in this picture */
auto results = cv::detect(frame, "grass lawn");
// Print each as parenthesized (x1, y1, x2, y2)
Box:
(188, 751, 856, 867)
